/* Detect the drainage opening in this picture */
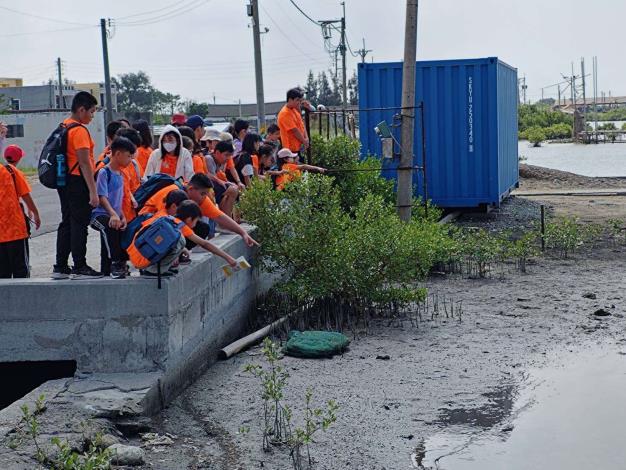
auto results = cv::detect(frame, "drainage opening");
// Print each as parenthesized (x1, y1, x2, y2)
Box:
(0, 360, 76, 410)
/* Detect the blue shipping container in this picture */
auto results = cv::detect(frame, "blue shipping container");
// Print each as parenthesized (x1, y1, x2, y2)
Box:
(358, 57, 518, 208)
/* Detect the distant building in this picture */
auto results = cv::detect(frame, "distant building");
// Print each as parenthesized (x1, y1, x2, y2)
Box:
(74, 82, 118, 112)
(205, 101, 285, 127)
(0, 77, 23, 88)
(0, 81, 117, 111)
(2, 110, 106, 168)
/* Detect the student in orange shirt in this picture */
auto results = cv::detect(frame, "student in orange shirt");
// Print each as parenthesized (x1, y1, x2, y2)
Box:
(0, 145, 41, 278)
(90, 137, 136, 279)
(114, 127, 143, 223)
(257, 144, 285, 182)
(96, 120, 124, 164)
(128, 197, 236, 277)
(132, 119, 154, 174)
(232, 133, 262, 187)
(139, 173, 258, 248)
(205, 141, 239, 217)
(144, 125, 194, 181)
(178, 125, 208, 175)
(277, 88, 313, 156)
(53, 91, 101, 280)
(275, 148, 326, 191)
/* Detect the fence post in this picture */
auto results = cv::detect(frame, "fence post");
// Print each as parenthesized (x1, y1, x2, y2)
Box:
(540, 205, 546, 251)
(421, 102, 428, 218)
(327, 113, 330, 139)
(304, 109, 312, 164)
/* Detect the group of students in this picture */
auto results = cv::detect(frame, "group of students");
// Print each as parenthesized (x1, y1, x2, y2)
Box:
(0, 86, 324, 280)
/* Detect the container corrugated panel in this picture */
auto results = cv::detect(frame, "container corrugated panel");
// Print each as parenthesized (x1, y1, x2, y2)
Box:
(358, 57, 518, 208)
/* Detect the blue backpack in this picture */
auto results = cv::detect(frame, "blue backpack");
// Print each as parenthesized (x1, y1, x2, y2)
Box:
(121, 212, 152, 250)
(134, 216, 184, 265)
(134, 173, 184, 212)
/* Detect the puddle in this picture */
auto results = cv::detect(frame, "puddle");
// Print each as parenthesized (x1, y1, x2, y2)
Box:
(417, 342, 626, 469)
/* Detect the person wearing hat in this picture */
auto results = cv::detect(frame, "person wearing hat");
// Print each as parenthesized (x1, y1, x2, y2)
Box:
(186, 115, 205, 143)
(275, 147, 326, 191)
(0, 145, 41, 278)
(171, 113, 187, 127)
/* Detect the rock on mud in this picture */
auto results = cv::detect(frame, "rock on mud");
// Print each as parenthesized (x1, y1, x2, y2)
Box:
(108, 444, 145, 466)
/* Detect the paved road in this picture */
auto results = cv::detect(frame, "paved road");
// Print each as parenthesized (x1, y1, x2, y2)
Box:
(30, 178, 61, 238)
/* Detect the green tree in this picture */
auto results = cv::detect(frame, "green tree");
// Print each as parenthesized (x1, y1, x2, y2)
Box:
(113, 71, 180, 116)
(303, 70, 318, 104)
(348, 70, 358, 105)
(184, 100, 210, 117)
(317, 71, 336, 106)
(525, 126, 547, 146)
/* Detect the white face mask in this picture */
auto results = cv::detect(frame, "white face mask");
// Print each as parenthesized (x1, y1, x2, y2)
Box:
(163, 142, 177, 153)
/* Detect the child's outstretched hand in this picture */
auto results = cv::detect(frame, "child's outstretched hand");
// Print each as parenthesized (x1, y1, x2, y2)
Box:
(226, 255, 237, 268)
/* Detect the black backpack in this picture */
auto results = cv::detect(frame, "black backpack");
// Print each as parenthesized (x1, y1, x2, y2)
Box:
(133, 173, 184, 212)
(38, 122, 84, 189)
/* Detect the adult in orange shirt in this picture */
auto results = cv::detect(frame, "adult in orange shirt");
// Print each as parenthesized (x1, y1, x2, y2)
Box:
(132, 119, 154, 174)
(277, 88, 313, 154)
(139, 173, 258, 248)
(0, 145, 41, 278)
(275, 148, 326, 191)
(53, 91, 101, 280)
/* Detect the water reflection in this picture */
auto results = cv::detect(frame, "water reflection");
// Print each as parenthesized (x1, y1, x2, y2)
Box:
(418, 342, 626, 469)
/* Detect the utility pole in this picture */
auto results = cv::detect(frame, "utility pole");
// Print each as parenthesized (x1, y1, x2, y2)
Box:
(357, 38, 372, 64)
(397, 0, 418, 222)
(557, 84, 561, 106)
(340, 1, 347, 110)
(249, 0, 266, 131)
(521, 75, 527, 104)
(100, 18, 114, 124)
(580, 57, 587, 121)
(56, 57, 64, 109)
(238, 99, 242, 118)
(593, 56, 598, 142)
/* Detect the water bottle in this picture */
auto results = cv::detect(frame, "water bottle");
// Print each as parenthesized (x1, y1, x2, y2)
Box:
(56, 154, 66, 187)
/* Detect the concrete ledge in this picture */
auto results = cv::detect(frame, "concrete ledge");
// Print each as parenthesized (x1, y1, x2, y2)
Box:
(0, 225, 278, 413)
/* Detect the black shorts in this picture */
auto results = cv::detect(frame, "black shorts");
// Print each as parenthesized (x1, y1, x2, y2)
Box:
(212, 180, 227, 204)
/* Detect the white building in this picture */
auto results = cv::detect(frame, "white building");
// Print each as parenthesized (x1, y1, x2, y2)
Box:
(2, 110, 106, 168)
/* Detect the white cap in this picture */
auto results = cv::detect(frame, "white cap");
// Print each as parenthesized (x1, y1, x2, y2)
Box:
(277, 148, 298, 159)
(200, 128, 221, 141)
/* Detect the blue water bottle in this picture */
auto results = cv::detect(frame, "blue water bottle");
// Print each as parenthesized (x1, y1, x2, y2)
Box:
(56, 154, 66, 187)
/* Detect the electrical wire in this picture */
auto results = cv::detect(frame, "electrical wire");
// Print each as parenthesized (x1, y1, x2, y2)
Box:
(0, 5, 95, 26)
(259, 5, 329, 65)
(288, 0, 321, 25)
(0, 25, 97, 38)
(115, 0, 193, 20)
(116, 0, 210, 26)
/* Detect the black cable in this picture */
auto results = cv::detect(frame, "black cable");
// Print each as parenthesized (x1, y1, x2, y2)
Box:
(116, 0, 191, 20)
(116, 0, 210, 26)
(0, 25, 97, 38)
(0, 5, 93, 26)
(288, 0, 321, 25)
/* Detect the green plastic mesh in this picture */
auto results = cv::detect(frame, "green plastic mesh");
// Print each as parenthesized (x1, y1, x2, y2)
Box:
(283, 330, 350, 358)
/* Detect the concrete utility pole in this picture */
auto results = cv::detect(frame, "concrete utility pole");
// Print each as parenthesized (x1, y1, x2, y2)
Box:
(56, 57, 64, 109)
(357, 38, 372, 63)
(340, 1, 348, 110)
(397, 0, 418, 222)
(580, 57, 587, 120)
(249, 0, 266, 131)
(100, 18, 114, 124)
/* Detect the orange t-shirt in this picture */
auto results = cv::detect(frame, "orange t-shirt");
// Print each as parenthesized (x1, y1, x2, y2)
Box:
(276, 163, 301, 191)
(127, 211, 193, 269)
(136, 146, 152, 174)
(277, 105, 305, 152)
(63, 118, 95, 176)
(0, 165, 31, 243)
(251, 154, 259, 172)
(159, 154, 178, 177)
(139, 183, 224, 220)
(192, 152, 208, 175)
(121, 160, 142, 222)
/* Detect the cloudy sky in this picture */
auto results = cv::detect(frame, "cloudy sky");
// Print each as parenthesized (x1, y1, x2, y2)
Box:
(1, 0, 623, 105)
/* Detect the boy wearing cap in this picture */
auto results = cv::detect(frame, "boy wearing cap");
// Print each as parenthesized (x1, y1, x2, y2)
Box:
(0, 145, 41, 278)
(275, 148, 326, 191)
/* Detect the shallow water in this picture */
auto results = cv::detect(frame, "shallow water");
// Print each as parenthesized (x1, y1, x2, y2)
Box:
(419, 341, 626, 469)
(520, 141, 626, 177)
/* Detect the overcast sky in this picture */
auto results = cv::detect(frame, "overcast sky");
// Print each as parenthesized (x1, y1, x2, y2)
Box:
(1, 0, 623, 105)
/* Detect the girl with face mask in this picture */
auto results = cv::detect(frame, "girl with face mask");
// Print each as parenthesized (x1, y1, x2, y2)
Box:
(144, 125, 194, 181)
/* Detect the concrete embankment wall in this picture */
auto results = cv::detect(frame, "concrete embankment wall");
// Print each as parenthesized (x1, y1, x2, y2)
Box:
(0, 227, 274, 413)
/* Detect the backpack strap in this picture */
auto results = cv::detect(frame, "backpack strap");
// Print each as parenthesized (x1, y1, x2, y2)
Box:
(62, 121, 89, 175)
(131, 159, 141, 181)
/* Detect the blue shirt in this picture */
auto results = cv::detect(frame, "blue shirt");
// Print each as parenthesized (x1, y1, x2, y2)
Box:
(92, 166, 124, 219)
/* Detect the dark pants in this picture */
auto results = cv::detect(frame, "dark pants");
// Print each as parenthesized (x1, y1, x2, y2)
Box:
(0, 238, 30, 278)
(56, 175, 91, 269)
(90, 215, 127, 275)
(185, 219, 214, 250)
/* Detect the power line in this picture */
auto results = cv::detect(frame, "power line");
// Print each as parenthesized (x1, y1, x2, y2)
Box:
(0, 5, 94, 26)
(116, 0, 193, 20)
(0, 25, 97, 38)
(116, 0, 210, 26)
(288, 0, 321, 25)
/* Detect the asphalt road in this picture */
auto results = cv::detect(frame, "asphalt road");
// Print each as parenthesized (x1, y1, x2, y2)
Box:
(30, 179, 61, 238)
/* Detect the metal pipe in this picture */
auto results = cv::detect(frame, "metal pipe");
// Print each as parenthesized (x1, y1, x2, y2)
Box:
(304, 109, 312, 164)
(540, 205, 546, 251)
(420, 101, 428, 218)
